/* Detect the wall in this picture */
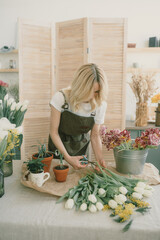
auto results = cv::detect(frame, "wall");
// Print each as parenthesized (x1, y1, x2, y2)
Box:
(0, 0, 160, 121)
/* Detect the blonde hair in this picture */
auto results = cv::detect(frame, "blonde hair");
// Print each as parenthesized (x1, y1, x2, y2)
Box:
(66, 63, 108, 111)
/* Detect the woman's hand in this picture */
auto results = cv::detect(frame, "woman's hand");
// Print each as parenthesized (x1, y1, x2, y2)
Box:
(95, 159, 107, 171)
(66, 155, 88, 170)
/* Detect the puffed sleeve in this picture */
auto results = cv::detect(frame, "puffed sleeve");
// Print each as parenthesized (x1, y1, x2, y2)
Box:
(50, 91, 65, 112)
(95, 101, 107, 124)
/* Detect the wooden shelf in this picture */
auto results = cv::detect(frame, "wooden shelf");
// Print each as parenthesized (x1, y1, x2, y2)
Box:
(127, 67, 160, 73)
(127, 47, 160, 53)
(0, 49, 18, 54)
(0, 69, 19, 73)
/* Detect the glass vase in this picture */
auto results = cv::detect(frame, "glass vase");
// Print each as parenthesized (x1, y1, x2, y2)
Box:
(135, 102, 148, 127)
(0, 167, 4, 197)
(2, 157, 13, 177)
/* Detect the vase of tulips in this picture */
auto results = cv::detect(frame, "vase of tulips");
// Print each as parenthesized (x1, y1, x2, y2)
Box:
(100, 127, 160, 175)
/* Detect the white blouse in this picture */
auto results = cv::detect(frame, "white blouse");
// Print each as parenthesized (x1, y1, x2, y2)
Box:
(50, 91, 107, 125)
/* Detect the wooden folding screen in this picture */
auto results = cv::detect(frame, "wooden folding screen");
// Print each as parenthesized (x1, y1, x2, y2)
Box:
(19, 19, 53, 160)
(88, 18, 127, 161)
(56, 18, 88, 90)
(56, 18, 127, 163)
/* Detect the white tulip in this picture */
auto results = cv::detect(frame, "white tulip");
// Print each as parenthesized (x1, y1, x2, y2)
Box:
(16, 102, 22, 111)
(65, 199, 74, 209)
(132, 192, 143, 200)
(136, 182, 146, 188)
(98, 188, 106, 196)
(80, 203, 87, 211)
(96, 202, 104, 211)
(143, 190, 153, 198)
(0, 118, 16, 130)
(89, 204, 97, 213)
(88, 194, 97, 203)
(16, 126, 23, 134)
(114, 194, 127, 205)
(10, 102, 16, 111)
(21, 105, 27, 112)
(7, 98, 14, 106)
(4, 94, 8, 101)
(134, 187, 144, 194)
(119, 186, 128, 195)
(108, 200, 118, 209)
(23, 100, 29, 106)
(0, 130, 8, 142)
(145, 185, 154, 192)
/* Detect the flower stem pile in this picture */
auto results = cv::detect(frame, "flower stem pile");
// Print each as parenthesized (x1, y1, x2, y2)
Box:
(57, 162, 153, 232)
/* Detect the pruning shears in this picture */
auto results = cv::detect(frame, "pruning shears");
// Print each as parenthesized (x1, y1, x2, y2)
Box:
(79, 155, 88, 165)
(79, 155, 96, 165)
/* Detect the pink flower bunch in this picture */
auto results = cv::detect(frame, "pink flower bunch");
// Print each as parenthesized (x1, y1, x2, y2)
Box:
(0, 80, 8, 100)
(100, 126, 160, 151)
(0, 80, 8, 87)
(100, 126, 131, 151)
(133, 128, 160, 150)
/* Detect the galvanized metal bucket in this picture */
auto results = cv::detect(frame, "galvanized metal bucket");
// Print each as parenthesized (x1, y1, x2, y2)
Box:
(113, 148, 148, 175)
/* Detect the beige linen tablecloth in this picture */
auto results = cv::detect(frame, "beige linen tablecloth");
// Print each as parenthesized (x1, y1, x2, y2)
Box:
(0, 160, 160, 240)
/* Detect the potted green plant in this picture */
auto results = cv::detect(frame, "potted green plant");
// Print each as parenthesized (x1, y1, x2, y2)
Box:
(53, 150, 69, 182)
(32, 142, 53, 173)
(24, 158, 50, 187)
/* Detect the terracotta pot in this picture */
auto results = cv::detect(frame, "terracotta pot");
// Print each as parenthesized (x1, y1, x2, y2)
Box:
(53, 165, 69, 182)
(32, 153, 53, 173)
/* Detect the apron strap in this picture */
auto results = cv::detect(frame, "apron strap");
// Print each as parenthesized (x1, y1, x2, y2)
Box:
(59, 90, 69, 110)
(59, 90, 96, 116)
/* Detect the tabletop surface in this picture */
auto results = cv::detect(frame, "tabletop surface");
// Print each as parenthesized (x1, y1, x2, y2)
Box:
(126, 120, 160, 130)
(0, 161, 160, 240)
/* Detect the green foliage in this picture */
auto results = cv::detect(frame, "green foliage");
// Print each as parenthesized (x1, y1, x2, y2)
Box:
(8, 84, 19, 103)
(33, 142, 53, 158)
(135, 207, 151, 215)
(0, 136, 8, 167)
(24, 158, 45, 173)
(0, 86, 7, 100)
(122, 220, 133, 232)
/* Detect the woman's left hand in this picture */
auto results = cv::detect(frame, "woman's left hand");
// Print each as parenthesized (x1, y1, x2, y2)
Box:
(95, 159, 107, 171)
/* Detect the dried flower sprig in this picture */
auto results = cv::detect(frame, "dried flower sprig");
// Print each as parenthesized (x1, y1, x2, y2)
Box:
(128, 71, 158, 103)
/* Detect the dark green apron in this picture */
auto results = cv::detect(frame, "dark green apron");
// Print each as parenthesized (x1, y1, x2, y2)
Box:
(48, 91, 95, 156)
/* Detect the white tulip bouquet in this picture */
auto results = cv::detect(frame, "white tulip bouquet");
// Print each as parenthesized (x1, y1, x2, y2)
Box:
(57, 162, 153, 232)
(0, 94, 29, 127)
(0, 118, 22, 166)
(0, 80, 28, 160)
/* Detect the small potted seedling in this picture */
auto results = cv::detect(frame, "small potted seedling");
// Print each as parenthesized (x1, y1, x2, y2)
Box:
(24, 158, 50, 187)
(53, 150, 69, 182)
(32, 142, 53, 173)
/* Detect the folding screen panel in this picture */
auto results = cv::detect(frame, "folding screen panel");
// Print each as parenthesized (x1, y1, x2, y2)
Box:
(88, 18, 127, 162)
(19, 19, 53, 160)
(56, 18, 88, 90)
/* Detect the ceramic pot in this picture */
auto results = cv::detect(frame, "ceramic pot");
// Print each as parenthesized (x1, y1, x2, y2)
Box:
(53, 165, 69, 182)
(113, 148, 148, 175)
(32, 153, 53, 173)
(30, 171, 50, 187)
